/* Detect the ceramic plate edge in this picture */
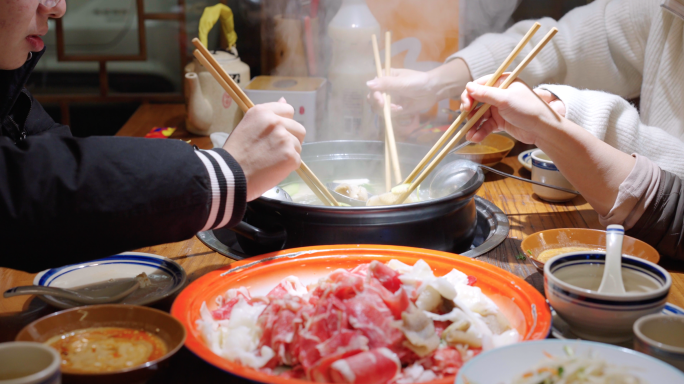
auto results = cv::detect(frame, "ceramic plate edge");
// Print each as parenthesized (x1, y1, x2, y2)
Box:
(550, 302, 684, 340)
(518, 149, 534, 171)
(31, 252, 187, 308)
(455, 339, 684, 384)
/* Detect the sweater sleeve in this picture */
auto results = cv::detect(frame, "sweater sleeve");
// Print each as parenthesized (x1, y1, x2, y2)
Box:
(538, 84, 684, 179)
(627, 169, 684, 261)
(0, 134, 246, 272)
(448, 0, 656, 99)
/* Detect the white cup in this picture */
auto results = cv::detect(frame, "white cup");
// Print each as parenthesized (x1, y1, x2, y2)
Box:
(634, 314, 684, 371)
(530, 149, 578, 202)
(0, 342, 60, 384)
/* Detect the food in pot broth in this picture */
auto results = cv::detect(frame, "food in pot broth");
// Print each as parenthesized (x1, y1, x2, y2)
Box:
(283, 179, 422, 207)
(366, 184, 420, 206)
(196, 259, 521, 383)
(334, 183, 370, 202)
(537, 247, 600, 263)
(46, 327, 167, 373)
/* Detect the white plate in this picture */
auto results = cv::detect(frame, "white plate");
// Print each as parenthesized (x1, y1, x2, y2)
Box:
(456, 339, 684, 384)
(550, 302, 684, 347)
(33, 252, 186, 309)
(518, 148, 535, 171)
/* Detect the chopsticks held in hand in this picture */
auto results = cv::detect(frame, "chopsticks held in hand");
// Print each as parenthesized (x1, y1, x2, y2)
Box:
(395, 27, 558, 205)
(402, 22, 542, 186)
(371, 32, 402, 188)
(191, 38, 340, 207)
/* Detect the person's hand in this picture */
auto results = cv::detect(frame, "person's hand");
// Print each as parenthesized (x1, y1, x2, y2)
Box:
(535, 88, 566, 118)
(366, 68, 439, 115)
(459, 74, 564, 145)
(224, 98, 305, 201)
(366, 58, 473, 115)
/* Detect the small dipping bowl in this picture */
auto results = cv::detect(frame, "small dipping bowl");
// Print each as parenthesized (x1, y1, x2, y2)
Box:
(531, 149, 578, 202)
(522, 228, 660, 274)
(0, 342, 60, 384)
(16, 304, 186, 384)
(544, 251, 671, 343)
(634, 314, 684, 371)
(454, 133, 515, 167)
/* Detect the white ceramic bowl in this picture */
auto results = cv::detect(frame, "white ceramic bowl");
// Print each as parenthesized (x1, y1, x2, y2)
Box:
(455, 339, 684, 383)
(530, 149, 578, 202)
(544, 251, 671, 343)
(33, 252, 187, 309)
(0, 342, 60, 384)
(634, 314, 684, 371)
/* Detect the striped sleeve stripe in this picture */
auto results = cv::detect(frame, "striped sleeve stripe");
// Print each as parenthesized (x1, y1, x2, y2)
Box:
(204, 150, 235, 229)
(200, 152, 228, 229)
(195, 151, 220, 231)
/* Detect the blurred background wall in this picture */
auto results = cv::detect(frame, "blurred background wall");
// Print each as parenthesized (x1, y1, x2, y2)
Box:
(28, 0, 590, 137)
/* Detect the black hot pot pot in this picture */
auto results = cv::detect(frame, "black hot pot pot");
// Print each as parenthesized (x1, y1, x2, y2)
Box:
(217, 141, 485, 255)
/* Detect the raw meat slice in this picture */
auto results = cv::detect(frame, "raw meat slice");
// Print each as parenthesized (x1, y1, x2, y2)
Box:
(424, 347, 463, 376)
(328, 269, 366, 300)
(344, 291, 403, 350)
(298, 295, 350, 370)
(367, 280, 409, 320)
(211, 288, 251, 320)
(329, 348, 401, 384)
(308, 330, 369, 382)
(369, 261, 402, 293)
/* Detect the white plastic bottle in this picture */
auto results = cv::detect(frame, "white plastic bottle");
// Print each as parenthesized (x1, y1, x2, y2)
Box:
(326, 0, 381, 140)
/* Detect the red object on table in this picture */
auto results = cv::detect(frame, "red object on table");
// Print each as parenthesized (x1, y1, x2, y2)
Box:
(145, 127, 176, 139)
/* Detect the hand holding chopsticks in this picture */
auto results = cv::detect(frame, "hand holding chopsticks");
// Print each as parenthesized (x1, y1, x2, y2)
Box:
(191, 38, 340, 206)
(402, 22, 542, 186)
(395, 26, 558, 204)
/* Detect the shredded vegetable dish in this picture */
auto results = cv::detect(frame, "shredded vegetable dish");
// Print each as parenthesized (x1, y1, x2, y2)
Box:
(196, 259, 521, 383)
(512, 346, 646, 384)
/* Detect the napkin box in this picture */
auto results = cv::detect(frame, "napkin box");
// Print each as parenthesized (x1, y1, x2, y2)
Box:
(245, 76, 326, 141)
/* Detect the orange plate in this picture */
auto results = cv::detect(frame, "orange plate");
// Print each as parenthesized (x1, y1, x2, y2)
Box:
(171, 245, 551, 384)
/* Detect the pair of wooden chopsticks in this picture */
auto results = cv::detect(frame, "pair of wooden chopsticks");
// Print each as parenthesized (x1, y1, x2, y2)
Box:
(191, 38, 340, 207)
(371, 32, 402, 191)
(395, 23, 558, 204)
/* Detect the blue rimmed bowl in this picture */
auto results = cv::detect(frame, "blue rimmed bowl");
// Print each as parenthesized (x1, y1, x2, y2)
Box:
(531, 149, 578, 202)
(544, 251, 671, 343)
(33, 252, 186, 309)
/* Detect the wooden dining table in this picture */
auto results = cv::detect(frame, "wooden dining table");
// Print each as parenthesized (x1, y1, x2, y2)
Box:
(1, 103, 683, 383)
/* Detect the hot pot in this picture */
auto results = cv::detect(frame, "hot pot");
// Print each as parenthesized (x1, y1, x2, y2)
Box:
(218, 141, 485, 255)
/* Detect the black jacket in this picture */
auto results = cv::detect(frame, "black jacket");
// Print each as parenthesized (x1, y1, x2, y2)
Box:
(1, 49, 246, 272)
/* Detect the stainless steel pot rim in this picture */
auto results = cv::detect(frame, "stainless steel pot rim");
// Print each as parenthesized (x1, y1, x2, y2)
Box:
(259, 140, 486, 210)
(260, 167, 485, 210)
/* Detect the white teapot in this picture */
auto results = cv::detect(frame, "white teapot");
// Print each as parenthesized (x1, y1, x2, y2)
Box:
(184, 4, 250, 136)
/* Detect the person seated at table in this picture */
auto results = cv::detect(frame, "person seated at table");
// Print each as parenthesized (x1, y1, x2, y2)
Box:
(459, 73, 683, 260)
(368, 0, 684, 178)
(0, 0, 306, 271)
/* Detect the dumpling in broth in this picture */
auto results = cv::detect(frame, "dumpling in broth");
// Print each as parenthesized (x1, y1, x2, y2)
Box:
(334, 183, 369, 202)
(366, 184, 419, 206)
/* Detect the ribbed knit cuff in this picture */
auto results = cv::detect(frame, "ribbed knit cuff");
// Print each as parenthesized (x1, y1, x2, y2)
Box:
(194, 148, 247, 231)
(446, 36, 501, 80)
(537, 84, 586, 127)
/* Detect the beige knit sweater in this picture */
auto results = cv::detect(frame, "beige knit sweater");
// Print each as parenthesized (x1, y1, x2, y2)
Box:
(449, 0, 684, 177)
